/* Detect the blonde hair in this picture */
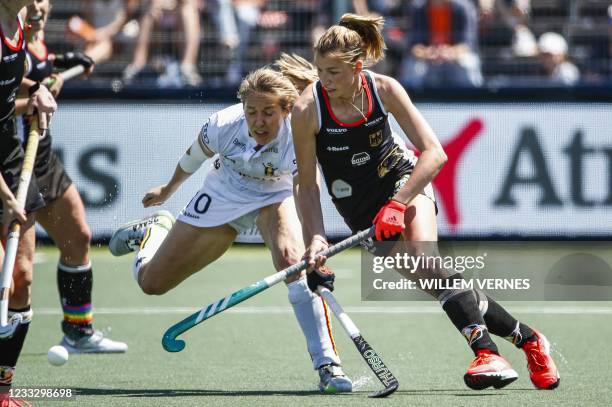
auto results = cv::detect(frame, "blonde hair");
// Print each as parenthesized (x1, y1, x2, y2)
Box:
(237, 67, 299, 112)
(275, 53, 318, 93)
(315, 13, 386, 66)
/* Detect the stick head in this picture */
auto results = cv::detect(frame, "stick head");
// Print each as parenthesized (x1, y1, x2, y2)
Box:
(368, 381, 398, 398)
(162, 333, 186, 352)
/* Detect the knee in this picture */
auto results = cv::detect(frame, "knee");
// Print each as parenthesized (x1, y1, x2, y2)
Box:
(139, 272, 171, 296)
(11, 270, 33, 305)
(140, 281, 170, 296)
(276, 246, 302, 271)
(73, 225, 92, 251)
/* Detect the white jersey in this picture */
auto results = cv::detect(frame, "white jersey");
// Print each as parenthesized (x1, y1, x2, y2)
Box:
(200, 103, 296, 197)
(178, 103, 296, 232)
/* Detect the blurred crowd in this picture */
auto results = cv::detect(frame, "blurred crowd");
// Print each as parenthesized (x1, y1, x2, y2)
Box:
(51, 0, 612, 88)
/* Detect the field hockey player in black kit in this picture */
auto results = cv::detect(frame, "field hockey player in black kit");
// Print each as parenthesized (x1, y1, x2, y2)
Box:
(14, 0, 127, 355)
(289, 13, 560, 391)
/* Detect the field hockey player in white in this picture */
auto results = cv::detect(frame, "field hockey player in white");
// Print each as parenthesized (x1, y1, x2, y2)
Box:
(109, 66, 352, 393)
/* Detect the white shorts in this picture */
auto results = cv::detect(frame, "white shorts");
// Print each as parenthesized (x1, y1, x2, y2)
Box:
(177, 171, 292, 234)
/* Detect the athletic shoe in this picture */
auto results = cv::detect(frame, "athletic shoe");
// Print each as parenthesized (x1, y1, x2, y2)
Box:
(180, 64, 203, 87)
(318, 364, 353, 394)
(60, 330, 128, 354)
(464, 350, 518, 390)
(109, 210, 175, 256)
(0, 366, 14, 386)
(522, 330, 560, 389)
(121, 64, 142, 84)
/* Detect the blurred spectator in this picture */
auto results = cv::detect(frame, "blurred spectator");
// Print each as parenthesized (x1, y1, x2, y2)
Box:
(537, 32, 579, 86)
(479, 0, 537, 57)
(82, 0, 140, 64)
(400, 0, 482, 88)
(220, 0, 266, 85)
(123, 0, 202, 86)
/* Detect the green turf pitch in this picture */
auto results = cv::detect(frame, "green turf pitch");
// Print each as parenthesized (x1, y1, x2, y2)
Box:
(17, 245, 612, 406)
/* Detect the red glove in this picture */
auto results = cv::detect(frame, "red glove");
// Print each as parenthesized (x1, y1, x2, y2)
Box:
(372, 200, 407, 241)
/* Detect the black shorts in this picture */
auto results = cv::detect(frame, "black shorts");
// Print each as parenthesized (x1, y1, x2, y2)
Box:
(0, 119, 45, 217)
(340, 170, 437, 256)
(31, 131, 73, 204)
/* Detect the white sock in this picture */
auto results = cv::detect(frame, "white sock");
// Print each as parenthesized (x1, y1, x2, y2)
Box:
(287, 276, 341, 369)
(133, 225, 169, 282)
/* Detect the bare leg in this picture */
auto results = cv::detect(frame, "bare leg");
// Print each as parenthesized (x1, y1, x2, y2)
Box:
(179, 0, 201, 68)
(8, 215, 36, 309)
(256, 197, 304, 281)
(36, 185, 91, 266)
(257, 197, 343, 370)
(138, 221, 236, 295)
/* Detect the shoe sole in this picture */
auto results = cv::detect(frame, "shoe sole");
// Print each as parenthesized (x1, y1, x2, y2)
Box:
(319, 378, 353, 394)
(61, 342, 128, 354)
(464, 370, 519, 390)
(109, 210, 175, 256)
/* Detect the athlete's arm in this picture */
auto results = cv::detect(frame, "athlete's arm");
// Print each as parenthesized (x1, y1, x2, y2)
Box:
(142, 130, 214, 208)
(15, 97, 28, 116)
(18, 78, 57, 129)
(0, 175, 26, 230)
(376, 73, 447, 205)
(292, 85, 328, 269)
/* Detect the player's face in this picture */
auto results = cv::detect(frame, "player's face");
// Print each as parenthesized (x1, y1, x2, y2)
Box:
(27, 0, 50, 31)
(314, 52, 362, 100)
(243, 92, 288, 146)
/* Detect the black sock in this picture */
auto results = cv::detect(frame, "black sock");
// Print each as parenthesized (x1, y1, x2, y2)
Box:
(441, 290, 498, 355)
(58, 262, 94, 339)
(0, 307, 32, 387)
(474, 291, 537, 348)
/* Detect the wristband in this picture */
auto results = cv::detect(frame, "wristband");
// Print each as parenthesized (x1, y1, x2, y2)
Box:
(28, 82, 40, 96)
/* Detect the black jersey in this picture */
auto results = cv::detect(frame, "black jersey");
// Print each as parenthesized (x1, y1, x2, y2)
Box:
(25, 41, 52, 82)
(313, 70, 415, 229)
(0, 17, 25, 122)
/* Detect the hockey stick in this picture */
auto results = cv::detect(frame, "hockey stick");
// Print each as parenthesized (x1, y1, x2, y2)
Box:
(162, 226, 375, 352)
(0, 118, 44, 338)
(44, 65, 87, 89)
(59, 64, 86, 81)
(317, 287, 399, 398)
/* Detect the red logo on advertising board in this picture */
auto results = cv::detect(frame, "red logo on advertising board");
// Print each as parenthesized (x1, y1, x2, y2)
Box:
(411, 119, 484, 231)
(434, 119, 484, 231)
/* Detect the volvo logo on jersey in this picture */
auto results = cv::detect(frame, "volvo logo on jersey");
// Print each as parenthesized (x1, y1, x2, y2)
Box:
(326, 128, 348, 134)
(351, 152, 371, 166)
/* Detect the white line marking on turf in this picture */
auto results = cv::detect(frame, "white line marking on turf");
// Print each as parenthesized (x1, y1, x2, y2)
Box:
(31, 306, 612, 315)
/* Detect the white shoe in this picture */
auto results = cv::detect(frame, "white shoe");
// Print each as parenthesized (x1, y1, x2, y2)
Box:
(122, 64, 142, 84)
(318, 364, 353, 393)
(180, 63, 203, 87)
(60, 330, 128, 354)
(109, 210, 175, 256)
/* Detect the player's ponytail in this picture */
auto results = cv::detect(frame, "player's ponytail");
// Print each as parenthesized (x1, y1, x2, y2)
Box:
(275, 53, 318, 93)
(315, 13, 386, 66)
